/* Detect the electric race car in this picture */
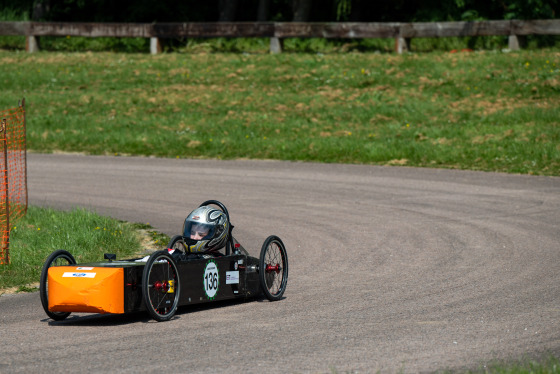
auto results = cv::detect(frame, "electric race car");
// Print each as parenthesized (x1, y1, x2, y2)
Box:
(39, 200, 288, 322)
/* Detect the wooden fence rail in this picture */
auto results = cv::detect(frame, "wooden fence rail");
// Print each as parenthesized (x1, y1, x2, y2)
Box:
(1, 20, 559, 54)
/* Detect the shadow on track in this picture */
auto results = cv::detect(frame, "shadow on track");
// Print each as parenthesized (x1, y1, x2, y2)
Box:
(40, 296, 280, 326)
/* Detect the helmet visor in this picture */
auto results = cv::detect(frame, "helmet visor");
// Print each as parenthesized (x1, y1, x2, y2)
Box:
(183, 221, 215, 242)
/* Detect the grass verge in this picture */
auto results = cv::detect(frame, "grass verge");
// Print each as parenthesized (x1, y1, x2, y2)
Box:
(0, 49, 559, 175)
(460, 355, 559, 374)
(0, 206, 168, 293)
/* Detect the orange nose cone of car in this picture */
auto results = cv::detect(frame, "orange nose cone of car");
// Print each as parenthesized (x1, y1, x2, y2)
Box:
(48, 266, 125, 314)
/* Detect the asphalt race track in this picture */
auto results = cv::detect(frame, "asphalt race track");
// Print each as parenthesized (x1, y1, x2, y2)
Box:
(1, 153, 559, 373)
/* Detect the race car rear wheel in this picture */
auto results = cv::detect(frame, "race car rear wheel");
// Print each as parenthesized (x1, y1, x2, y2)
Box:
(167, 235, 187, 253)
(259, 235, 288, 301)
(142, 251, 181, 322)
(40, 249, 76, 321)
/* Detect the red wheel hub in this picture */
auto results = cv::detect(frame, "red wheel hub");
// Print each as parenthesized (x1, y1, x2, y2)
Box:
(153, 281, 169, 292)
(265, 264, 280, 273)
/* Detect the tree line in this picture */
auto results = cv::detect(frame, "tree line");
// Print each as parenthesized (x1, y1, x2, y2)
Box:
(3, 0, 559, 23)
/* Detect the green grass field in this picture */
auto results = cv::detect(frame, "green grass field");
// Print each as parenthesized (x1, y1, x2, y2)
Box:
(0, 206, 167, 292)
(0, 49, 558, 175)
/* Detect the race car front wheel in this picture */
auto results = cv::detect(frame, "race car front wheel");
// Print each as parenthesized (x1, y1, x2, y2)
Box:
(142, 251, 181, 322)
(40, 249, 76, 321)
(259, 235, 288, 301)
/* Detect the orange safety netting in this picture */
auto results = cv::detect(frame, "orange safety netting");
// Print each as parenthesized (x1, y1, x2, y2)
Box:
(0, 100, 27, 265)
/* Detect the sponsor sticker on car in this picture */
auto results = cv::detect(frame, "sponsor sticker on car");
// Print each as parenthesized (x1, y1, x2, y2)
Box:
(63, 272, 96, 278)
(226, 271, 239, 284)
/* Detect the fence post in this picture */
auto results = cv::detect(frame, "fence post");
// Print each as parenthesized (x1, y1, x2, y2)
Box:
(508, 34, 526, 50)
(150, 37, 162, 54)
(395, 37, 410, 54)
(270, 37, 283, 54)
(26, 35, 39, 53)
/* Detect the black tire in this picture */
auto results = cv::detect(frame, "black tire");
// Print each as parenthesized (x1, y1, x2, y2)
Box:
(39, 249, 76, 321)
(259, 236, 288, 301)
(167, 235, 186, 253)
(142, 251, 181, 322)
